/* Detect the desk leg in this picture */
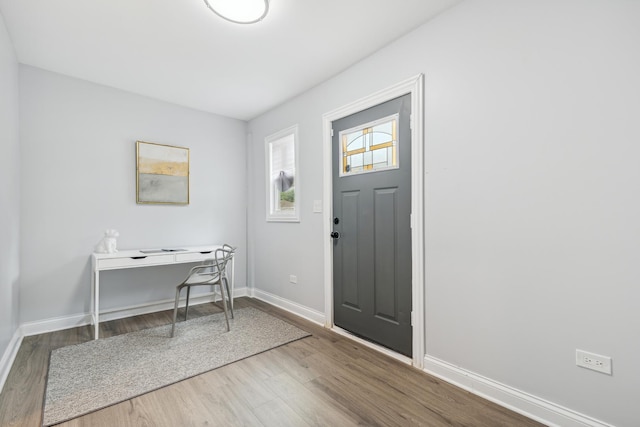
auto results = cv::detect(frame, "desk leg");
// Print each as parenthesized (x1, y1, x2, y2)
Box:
(90, 269, 95, 333)
(230, 255, 235, 310)
(93, 271, 100, 340)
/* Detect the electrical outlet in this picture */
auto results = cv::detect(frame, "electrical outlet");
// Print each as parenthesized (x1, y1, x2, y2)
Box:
(289, 275, 298, 284)
(576, 349, 612, 375)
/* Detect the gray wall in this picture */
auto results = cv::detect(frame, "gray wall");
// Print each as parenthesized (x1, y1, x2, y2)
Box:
(247, 1, 640, 425)
(0, 12, 20, 362)
(19, 66, 247, 322)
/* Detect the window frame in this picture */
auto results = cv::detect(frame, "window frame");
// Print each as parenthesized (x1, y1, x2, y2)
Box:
(265, 124, 300, 222)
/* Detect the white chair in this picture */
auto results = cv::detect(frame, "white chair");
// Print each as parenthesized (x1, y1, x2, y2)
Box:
(170, 245, 236, 337)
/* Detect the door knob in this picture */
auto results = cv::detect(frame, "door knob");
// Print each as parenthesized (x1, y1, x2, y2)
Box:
(330, 231, 340, 239)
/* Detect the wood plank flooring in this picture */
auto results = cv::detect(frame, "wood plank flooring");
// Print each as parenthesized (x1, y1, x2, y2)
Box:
(0, 298, 544, 426)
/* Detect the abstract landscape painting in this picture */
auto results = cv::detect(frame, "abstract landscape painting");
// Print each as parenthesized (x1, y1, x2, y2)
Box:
(136, 141, 189, 204)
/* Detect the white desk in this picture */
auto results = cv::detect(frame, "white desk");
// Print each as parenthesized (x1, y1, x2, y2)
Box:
(91, 245, 234, 339)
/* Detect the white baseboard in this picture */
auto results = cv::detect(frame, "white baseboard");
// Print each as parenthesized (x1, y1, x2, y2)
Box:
(20, 287, 248, 337)
(423, 355, 613, 427)
(249, 288, 325, 325)
(0, 328, 23, 395)
(20, 313, 91, 337)
(98, 287, 247, 323)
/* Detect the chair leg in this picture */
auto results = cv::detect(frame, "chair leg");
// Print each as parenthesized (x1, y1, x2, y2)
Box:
(223, 277, 234, 319)
(218, 282, 230, 332)
(184, 286, 191, 321)
(171, 286, 182, 338)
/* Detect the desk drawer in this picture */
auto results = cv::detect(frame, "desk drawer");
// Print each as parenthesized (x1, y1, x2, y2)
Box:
(97, 254, 175, 269)
(175, 251, 215, 263)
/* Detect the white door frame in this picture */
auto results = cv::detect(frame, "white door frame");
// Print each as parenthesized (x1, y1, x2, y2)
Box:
(322, 74, 425, 368)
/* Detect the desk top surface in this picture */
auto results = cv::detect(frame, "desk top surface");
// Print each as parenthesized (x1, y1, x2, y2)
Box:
(92, 245, 222, 260)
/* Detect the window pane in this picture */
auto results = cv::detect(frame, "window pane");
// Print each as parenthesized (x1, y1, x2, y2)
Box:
(266, 125, 299, 221)
(339, 114, 399, 177)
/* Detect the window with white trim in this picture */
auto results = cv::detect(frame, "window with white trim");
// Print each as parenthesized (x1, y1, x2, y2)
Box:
(265, 125, 299, 222)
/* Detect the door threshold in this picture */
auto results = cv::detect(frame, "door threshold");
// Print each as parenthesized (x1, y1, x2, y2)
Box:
(331, 326, 412, 366)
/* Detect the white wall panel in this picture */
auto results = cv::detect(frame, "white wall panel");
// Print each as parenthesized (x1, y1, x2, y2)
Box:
(248, 1, 640, 425)
(0, 11, 20, 371)
(19, 66, 247, 322)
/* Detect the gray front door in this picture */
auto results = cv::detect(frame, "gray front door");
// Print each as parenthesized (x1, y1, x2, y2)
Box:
(331, 94, 412, 356)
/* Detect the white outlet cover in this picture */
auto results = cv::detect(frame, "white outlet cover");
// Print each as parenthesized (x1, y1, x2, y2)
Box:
(576, 349, 612, 375)
(313, 200, 322, 213)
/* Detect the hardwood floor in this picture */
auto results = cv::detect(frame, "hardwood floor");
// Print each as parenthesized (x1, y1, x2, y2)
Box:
(0, 298, 544, 427)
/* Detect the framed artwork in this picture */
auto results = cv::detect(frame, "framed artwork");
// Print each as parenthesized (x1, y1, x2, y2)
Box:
(136, 141, 190, 205)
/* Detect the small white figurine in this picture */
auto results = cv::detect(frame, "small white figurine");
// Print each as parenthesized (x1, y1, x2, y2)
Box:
(95, 229, 119, 254)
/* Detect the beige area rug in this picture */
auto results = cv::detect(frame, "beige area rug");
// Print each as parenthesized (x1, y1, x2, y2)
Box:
(42, 307, 310, 426)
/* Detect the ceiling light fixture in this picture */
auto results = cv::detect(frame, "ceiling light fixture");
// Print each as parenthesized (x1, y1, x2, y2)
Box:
(203, 0, 269, 24)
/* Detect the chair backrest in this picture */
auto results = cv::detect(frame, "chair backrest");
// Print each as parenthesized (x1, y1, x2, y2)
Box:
(213, 245, 236, 277)
(192, 245, 235, 275)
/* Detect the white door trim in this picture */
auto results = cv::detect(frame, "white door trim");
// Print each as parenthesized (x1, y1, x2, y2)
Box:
(322, 74, 425, 368)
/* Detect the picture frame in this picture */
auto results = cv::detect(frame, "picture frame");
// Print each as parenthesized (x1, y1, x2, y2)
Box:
(136, 141, 190, 205)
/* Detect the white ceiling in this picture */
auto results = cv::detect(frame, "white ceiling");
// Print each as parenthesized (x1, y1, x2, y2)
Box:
(0, 0, 460, 120)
